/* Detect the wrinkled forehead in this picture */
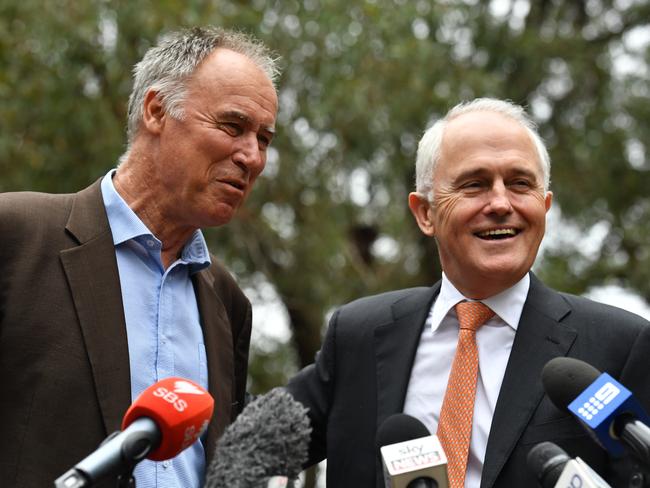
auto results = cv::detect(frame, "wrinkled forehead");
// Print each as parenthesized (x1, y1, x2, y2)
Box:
(438, 111, 543, 175)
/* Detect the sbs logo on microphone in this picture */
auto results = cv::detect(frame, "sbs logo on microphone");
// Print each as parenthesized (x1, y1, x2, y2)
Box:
(153, 387, 188, 412)
(173, 380, 205, 395)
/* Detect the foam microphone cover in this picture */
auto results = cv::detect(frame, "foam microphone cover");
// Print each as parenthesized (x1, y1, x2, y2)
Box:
(121, 377, 214, 461)
(541, 357, 601, 411)
(204, 388, 312, 488)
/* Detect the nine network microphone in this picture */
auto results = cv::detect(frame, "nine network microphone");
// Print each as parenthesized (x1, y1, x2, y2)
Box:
(542, 357, 650, 469)
(377, 414, 449, 488)
(527, 441, 611, 488)
(54, 377, 214, 488)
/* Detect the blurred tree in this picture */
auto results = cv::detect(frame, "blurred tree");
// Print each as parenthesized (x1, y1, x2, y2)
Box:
(2, 1, 650, 485)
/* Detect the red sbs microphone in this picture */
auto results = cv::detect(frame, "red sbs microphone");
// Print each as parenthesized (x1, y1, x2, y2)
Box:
(122, 377, 214, 461)
(54, 377, 214, 488)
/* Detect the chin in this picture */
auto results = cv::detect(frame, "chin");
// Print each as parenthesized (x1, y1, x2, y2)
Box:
(483, 265, 529, 284)
(205, 204, 238, 227)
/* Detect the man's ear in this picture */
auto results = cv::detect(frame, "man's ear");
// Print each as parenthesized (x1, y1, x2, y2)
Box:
(141, 89, 166, 135)
(544, 190, 553, 213)
(408, 192, 436, 237)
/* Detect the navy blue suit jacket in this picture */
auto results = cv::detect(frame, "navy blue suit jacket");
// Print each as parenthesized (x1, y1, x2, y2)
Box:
(287, 274, 650, 487)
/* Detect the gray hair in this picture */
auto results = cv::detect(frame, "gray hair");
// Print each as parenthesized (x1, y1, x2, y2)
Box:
(125, 26, 280, 145)
(414, 98, 551, 201)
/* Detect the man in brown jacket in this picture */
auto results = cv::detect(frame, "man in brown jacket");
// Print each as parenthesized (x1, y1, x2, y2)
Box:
(0, 26, 278, 487)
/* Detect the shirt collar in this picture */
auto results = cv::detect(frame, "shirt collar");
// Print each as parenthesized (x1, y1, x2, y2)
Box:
(429, 272, 530, 332)
(100, 169, 211, 273)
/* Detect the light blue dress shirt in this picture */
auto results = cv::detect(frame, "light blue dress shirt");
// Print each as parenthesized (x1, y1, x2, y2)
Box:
(101, 170, 210, 488)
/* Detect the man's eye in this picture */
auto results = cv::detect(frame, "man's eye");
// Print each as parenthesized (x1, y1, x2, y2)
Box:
(511, 179, 532, 188)
(258, 134, 271, 149)
(220, 123, 242, 136)
(461, 181, 483, 190)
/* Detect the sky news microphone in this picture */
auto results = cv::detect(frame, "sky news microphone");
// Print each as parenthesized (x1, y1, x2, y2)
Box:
(377, 413, 449, 488)
(204, 388, 311, 488)
(54, 377, 214, 488)
(527, 441, 611, 488)
(542, 357, 650, 468)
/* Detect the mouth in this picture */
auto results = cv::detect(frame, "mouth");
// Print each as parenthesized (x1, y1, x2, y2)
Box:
(474, 227, 520, 240)
(220, 179, 246, 192)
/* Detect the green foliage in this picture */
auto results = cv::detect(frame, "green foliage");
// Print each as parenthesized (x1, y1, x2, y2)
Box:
(3, 0, 650, 396)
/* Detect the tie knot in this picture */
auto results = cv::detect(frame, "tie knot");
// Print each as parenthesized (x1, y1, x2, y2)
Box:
(455, 301, 495, 331)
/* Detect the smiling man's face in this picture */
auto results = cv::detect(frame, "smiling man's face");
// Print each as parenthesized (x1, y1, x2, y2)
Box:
(409, 110, 552, 299)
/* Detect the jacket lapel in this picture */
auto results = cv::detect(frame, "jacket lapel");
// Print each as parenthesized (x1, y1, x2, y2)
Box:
(481, 274, 576, 488)
(374, 284, 441, 428)
(59, 180, 131, 435)
(193, 268, 234, 463)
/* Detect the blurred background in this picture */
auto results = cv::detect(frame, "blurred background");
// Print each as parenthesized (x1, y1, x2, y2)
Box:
(2, 0, 650, 485)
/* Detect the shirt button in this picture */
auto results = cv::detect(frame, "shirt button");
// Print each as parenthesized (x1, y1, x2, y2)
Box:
(162, 461, 170, 469)
(147, 240, 155, 247)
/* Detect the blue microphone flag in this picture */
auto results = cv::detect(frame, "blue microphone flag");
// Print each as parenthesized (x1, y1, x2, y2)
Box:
(568, 373, 650, 456)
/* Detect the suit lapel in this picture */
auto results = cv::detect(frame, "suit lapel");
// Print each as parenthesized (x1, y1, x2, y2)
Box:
(374, 284, 441, 427)
(60, 181, 233, 462)
(193, 268, 234, 463)
(59, 181, 131, 434)
(481, 274, 576, 488)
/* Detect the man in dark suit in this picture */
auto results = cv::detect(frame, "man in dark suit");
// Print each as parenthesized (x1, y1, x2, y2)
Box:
(0, 27, 278, 487)
(286, 98, 650, 487)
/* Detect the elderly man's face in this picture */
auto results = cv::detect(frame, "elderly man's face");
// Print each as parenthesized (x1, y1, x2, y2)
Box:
(154, 48, 278, 231)
(410, 111, 552, 298)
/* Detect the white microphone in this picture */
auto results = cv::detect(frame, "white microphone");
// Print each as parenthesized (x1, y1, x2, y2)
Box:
(554, 457, 612, 488)
(377, 414, 449, 488)
(527, 441, 611, 488)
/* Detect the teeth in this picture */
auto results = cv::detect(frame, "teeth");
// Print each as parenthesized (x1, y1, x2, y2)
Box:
(477, 228, 517, 237)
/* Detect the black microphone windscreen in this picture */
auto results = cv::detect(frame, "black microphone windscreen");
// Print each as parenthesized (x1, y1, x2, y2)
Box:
(204, 388, 311, 488)
(526, 441, 570, 488)
(377, 413, 431, 449)
(541, 357, 601, 411)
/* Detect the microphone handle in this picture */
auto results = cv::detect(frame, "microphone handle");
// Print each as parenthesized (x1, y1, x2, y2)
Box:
(55, 417, 160, 488)
(620, 419, 650, 469)
(407, 477, 438, 488)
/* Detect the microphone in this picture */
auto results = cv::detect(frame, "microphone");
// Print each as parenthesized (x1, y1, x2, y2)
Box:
(266, 476, 290, 487)
(542, 357, 650, 467)
(54, 377, 214, 488)
(204, 388, 312, 488)
(377, 414, 449, 488)
(527, 441, 611, 488)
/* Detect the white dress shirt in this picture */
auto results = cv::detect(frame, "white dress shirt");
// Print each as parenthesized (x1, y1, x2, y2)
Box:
(403, 272, 530, 488)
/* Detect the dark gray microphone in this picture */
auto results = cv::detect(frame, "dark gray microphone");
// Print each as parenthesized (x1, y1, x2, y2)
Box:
(527, 441, 571, 488)
(542, 357, 650, 468)
(204, 388, 312, 488)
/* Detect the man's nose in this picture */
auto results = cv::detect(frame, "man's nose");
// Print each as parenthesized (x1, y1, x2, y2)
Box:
(232, 133, 264, 175)
(484, 181, 513, 215)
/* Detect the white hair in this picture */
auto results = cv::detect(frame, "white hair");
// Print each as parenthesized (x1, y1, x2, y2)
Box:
(414, 98, 551, 201)
(125, 26, 280, 146)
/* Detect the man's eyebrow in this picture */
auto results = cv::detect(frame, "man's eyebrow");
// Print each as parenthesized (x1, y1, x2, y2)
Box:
(507, 167, 539, 180)
(453, 166, 539, 182)
(452, 167, 488, 183)
(219, 110, 251, 123)
(218, 110, 276, 135)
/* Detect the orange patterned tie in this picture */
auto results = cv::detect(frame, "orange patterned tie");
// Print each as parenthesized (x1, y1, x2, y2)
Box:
(437, 301, 495, 488)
